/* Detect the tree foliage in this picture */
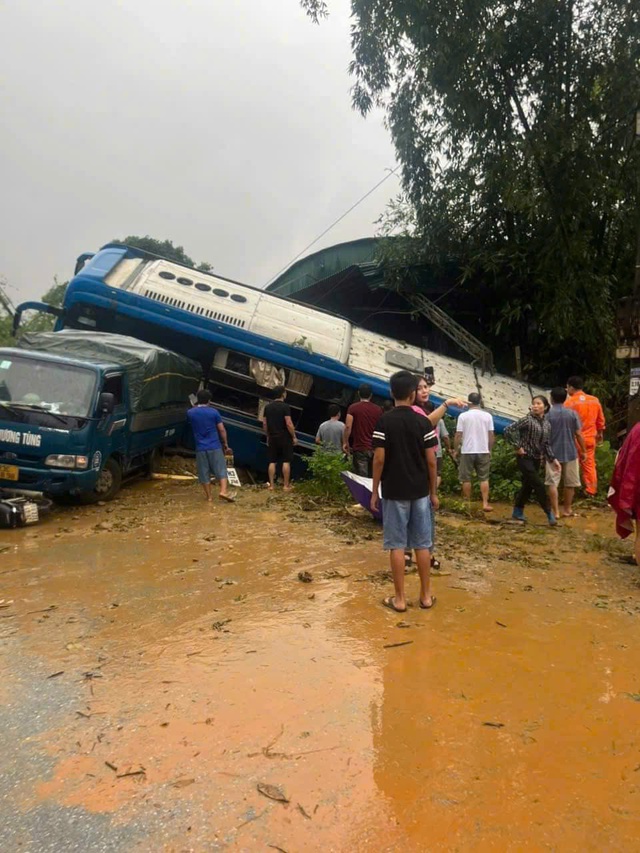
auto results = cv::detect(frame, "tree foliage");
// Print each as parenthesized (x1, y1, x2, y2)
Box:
(42, 276, 68, 308)
(302, 0, 640, 386)
(0, 277, 66, 347)
(114, 236, 213, 272)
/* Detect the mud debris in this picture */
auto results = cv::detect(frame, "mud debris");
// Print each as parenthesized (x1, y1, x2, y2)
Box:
(2, 485, 640, 850)
(297, 571, 313, 583)
(257, 782, 289, 803)
(172, 778, 196, 788)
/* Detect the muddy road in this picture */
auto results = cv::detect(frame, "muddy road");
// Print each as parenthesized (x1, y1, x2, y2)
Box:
(1, 476, 640, 851)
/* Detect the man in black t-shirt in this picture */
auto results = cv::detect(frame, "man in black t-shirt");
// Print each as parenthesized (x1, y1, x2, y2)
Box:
(262, 384, 297, 491)
(371, 370, 439, 614)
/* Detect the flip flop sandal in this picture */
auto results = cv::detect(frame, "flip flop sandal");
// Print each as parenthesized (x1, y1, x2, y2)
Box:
(382, 596, 407, 614)
(419, 596, 437, 610)
(430, 557, 441, 569)
(219, 493, 236, 502)
(404, 552, 413, 567)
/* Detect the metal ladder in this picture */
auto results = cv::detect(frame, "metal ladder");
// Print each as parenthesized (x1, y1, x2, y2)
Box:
(402, 291, 495, 375)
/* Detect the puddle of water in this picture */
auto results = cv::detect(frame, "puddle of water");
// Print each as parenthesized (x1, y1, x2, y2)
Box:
(1, 484, 640, 849)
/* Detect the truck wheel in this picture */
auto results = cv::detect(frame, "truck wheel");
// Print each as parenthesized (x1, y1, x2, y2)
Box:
(146, 447, 162, 478)
(81, 458, 122, 504)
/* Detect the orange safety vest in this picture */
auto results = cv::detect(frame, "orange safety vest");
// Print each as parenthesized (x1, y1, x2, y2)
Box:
(564, 392, 605, 440)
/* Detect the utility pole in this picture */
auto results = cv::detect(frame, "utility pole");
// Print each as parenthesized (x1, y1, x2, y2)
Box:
(616, 108, 640, 430)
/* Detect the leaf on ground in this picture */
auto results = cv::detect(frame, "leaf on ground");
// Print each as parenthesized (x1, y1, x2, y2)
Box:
(482, 721, 505, 728)
(172, 777, 195, 788)
(257, 782, 289, 803)
(625, 693, 640, 702)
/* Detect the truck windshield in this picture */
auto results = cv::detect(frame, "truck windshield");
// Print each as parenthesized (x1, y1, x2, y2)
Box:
(0, 356, 96, 418)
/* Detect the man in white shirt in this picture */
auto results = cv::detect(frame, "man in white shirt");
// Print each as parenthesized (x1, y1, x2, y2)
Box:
(454, 392, 495, 512)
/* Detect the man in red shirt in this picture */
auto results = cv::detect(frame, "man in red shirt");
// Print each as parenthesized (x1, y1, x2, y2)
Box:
(343, 383, 383, 477)
(564, 375, 606, 496)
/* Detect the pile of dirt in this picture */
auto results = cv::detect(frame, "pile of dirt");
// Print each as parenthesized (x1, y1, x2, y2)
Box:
(157, 454, 197, 477)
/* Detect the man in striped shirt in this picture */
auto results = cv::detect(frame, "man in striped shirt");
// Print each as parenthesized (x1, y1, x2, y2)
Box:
(370, 371, 463, 613)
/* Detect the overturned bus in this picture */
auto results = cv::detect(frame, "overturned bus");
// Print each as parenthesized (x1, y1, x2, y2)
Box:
(13, 243, 544, 473)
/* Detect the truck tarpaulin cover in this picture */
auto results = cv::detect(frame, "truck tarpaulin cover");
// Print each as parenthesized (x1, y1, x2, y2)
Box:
(19, 331, 202, 412)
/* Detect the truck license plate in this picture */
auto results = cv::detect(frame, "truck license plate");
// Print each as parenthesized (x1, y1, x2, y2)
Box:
(0, 464, 19, 481)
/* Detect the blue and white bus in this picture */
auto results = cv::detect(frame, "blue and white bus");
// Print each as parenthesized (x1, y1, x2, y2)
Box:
(15, 243, 542, 472)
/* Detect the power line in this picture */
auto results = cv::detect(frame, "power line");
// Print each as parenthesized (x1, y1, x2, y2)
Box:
(264, 165, 401, 287)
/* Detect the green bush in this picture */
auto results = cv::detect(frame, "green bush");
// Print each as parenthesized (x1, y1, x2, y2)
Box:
(299, 446, 350, 502)
(439, 437, 520, 501)
(595, 441, 616, 497)
(439, 436, 617, 502)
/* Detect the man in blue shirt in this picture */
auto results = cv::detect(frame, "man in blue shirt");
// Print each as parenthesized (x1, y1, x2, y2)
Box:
(545, 387, 586, 518)
(187, 389, 235, 503)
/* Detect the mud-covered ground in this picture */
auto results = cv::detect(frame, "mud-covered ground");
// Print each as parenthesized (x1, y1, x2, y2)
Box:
(1, 471, 640, 852)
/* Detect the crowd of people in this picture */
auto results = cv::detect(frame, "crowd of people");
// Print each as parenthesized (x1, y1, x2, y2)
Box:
(312, 376, 605, 526)
(187, 373, 618, 611)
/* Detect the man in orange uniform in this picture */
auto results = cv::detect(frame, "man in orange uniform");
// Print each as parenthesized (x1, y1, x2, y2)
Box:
(565, 376, 605, 496)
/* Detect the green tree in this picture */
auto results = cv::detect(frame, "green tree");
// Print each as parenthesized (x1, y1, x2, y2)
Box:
(42, 276, 67, 308)
(0, 276, 69, 347)
(301, 1, 640, 385)
(114, 236, 213, 272)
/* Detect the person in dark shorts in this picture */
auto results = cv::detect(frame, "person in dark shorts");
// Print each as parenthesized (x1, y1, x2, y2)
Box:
(187, 389, 235, 503)
(262, 385, 297, 491)
(343, 383, 383, 477)
(371, 370, 439, 613)
(315, 404, 345, 452)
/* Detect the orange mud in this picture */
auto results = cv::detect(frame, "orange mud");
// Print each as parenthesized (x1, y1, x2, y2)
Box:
(1, 480, 640, 851)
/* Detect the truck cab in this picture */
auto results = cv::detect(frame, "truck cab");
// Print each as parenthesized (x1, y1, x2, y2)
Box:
(0, 332, 201, 502)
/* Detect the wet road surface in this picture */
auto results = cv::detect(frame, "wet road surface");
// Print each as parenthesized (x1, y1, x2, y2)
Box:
(1, 478, 640, 851)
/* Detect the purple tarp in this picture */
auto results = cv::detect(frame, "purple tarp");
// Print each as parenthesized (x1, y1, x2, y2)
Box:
(341, 471, 382, 521)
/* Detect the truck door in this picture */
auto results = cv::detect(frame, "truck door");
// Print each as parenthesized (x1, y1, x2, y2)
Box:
(100, 373, 128, 459)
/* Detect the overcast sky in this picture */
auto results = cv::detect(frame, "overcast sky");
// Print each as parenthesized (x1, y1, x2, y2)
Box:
(0, 0, 397, 304)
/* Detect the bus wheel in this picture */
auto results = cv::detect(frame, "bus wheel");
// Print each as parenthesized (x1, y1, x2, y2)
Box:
(81, 458, 122, 504)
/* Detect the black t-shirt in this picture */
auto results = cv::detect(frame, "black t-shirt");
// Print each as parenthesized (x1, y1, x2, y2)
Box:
(264, 400, 292, 438)
(372, 406, 438, 500)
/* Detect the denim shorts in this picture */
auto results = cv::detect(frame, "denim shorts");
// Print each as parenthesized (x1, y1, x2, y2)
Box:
(196, 449, 228, 484)
(382, 496, 433, 551)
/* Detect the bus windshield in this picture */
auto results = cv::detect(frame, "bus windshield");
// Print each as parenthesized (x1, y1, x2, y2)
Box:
(0, 356, 96, 418)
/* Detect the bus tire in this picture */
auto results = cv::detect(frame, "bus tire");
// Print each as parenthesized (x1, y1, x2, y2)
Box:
(81, 457, 122, 504)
